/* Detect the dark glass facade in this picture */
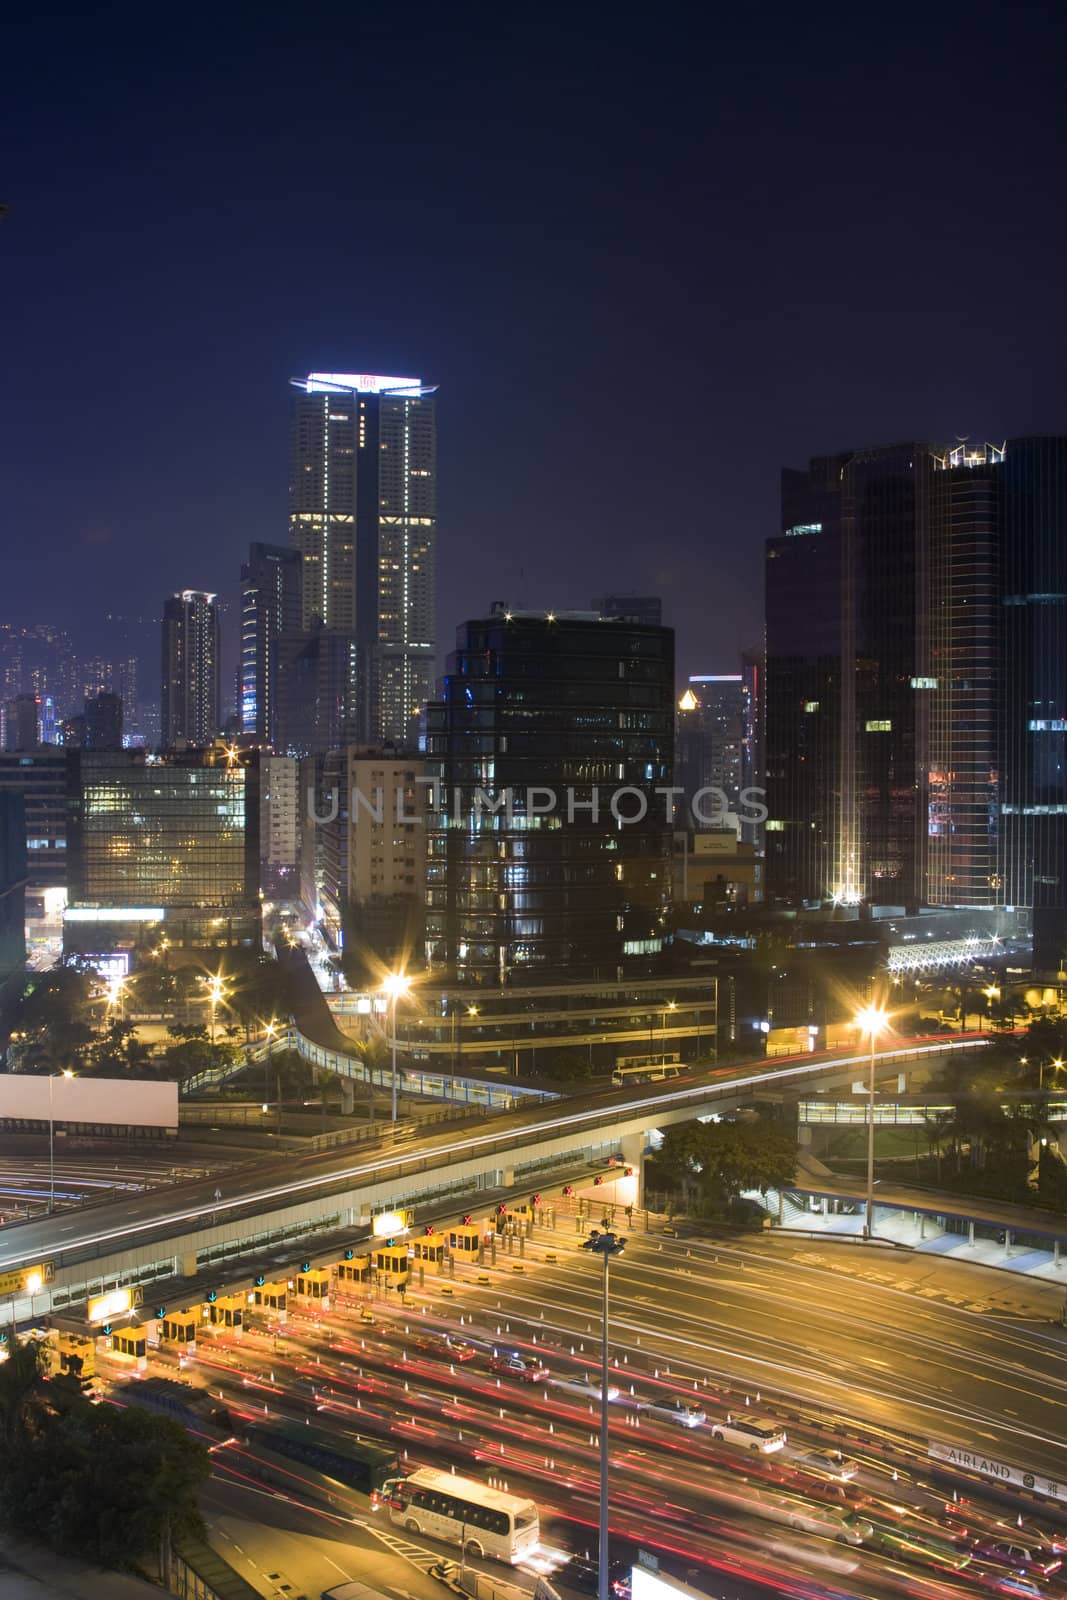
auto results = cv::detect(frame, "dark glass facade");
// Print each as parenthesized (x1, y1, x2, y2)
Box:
(424, 610, 674, 984)
(65, 749, 260, 953)
(0, 750, 70, 906)
(0, 791, 26, 977)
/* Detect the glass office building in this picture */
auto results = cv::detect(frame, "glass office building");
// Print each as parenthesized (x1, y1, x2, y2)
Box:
(424, 607, 674, 985)
(64, 749, 260, 955)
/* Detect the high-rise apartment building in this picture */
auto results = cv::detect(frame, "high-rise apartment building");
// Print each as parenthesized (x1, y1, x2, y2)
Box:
(161, 590, 221, 749)
(83, 691, 123, 751)
(275, 628, 358, 757)
(344, 748, 428, 979)
(764, 437, 1067, 954)
(259, 753, 300, 898)
(425, 607, 674, 984)
(289, 372, 437, 747)
(3, 694, 40, 752)
(240, 543, 302, 743)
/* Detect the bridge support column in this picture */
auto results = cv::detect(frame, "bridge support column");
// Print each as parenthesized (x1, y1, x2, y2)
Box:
(1054, 1240, 1061, 1268)
(1005, 1228, 1013, 1258)
(182, 1252, 197, 1278)
(968, 1221, 975, 1247)
(620, 1134, 646, 1208)
(501, 1168, 514, 1188)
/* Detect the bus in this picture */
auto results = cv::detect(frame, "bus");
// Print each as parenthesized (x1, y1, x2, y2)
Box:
(243, 1417, 399, 1497)
(611, 1059, 683, 1087)
(380, 1467, 540, 1564)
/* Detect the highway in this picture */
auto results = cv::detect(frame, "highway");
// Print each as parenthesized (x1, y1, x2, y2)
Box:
(0, 1034, 987, 1279)
(101, 1196, 1067, 1600)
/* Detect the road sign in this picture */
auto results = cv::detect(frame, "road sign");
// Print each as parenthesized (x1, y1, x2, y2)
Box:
(928, 1440, 1067, 1503)
(0, 1261, 54, 1298)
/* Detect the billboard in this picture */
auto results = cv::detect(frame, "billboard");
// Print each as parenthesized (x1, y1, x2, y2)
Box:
(0, 1075, 178, 1131)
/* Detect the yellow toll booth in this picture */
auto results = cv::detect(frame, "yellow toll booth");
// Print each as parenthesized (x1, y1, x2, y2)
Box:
(374, 1243, 410, 1288)
(294, 1267, 331, 1311)
(159, 1312, 198, 1353)
(110, 1327, 148, 1369)
(336, 1253, 371, 1287)
(203, 1293, 244, 1333)
(448, 1223, 481, 1256)
(411, 1237, 445, 1272)
(57, 1332, 95, 1380)
(250, 1280, 288, 1322)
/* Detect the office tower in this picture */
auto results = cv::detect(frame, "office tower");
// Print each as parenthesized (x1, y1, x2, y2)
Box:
(593, 594, 664, 627)
(686, 674, 746, 815)
(259, 753, 300, 898)
(161, 590, 221, 748)
(289, 372, 437, 747)
(61, 715, 86, 748)
(997, 437, 1067, 966)
(64, 747, 260, 954)
(344, 748, 428, 978)
(275, 628, 358, 756)
(240, 543, 302, 742)
(0, 749, 71, 916)
(425, 607, 674, 984)
(4, 694, 40, 752)
(83, 691, 123, 752)
(81, 656, 112, 698)
(0, 791, 27, 977)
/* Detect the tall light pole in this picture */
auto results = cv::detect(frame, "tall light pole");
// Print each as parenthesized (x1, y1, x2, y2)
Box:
(48, 1069, 73, 1214)
(854, 1006, 888, 1240)
(381, 973, 412, 1124)
(582, 1226, 625, 1600)
(263, 1019, 277, 1115)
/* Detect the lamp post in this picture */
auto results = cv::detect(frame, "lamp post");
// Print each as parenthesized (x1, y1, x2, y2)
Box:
(48, 1069, 73, 1214)
(854, 1006, 888, 1241)
(263, 1020, 277, 1116)
(207, 974, 227, 1044)
(381, 974, 413, 1124)
(582, 1226, 626, 1600)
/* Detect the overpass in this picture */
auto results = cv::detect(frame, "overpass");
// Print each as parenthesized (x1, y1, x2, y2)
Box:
(0, 1035, 987, 1326)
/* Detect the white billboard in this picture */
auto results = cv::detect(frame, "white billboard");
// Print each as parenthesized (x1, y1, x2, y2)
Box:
(0, 1075, 178, 1130)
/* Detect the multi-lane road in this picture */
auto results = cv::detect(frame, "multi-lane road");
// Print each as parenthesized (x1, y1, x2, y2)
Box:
(100, 1200, 1067, 1600)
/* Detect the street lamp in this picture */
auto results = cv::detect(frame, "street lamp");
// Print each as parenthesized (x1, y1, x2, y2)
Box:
(206, 973, 228, 1044)
(582, 1226, 626, 1600)
(854, 1006, 889, 1241)
(381, 973, 413, 1123)
(263, 1019, 277, 1115)
(48, 1069, 74, 1214)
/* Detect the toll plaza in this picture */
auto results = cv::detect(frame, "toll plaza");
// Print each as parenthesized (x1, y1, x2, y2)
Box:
(293, 1266, 331, 1310)
(203, 1292, 244, 1334)
(448, 1221, 482, 1258)
(250, 1279, 288, 1322)
(157, 1309, 198, 1354)
(54, 1331, 95, 1379)
(108, 1326, 148, 1370)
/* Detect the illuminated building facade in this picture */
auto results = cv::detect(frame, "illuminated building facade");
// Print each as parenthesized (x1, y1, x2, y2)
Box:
(425, 607, 674, 984)
(161, 590, 221, 749)
(0, 749, 69, 913)
(288, 372, 436, 747)
(64, 748, 260, 954)
(240, 543, 302, 743)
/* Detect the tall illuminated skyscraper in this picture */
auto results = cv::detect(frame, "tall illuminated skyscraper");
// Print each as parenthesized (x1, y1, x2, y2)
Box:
(288, 372, 437, 747)
(240, 542, 302, 743)
(161, 590, 221, 749)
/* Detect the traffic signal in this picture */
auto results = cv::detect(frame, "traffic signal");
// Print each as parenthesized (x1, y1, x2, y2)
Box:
(531, 1193, 541, 1206)
(344, 1249, 354, 1261)
(302, 1260, 311, 1273)
(497, 1203, 507, 1214)
(102, 1323, 112, 1336)
(594, 1175, 603, 1186)
(461, 1214, 472, 1226)
(155, 1305, 167, 1319)
(625, 1168, 633, 1178)
(424, 1224, 435, 1236)
(562, 1185, 573, 1197)
(207, 1290, 217, 1304)
(255, 1275, 266, 1288)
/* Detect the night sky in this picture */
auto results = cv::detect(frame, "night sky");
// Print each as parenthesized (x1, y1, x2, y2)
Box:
(2, 5, 1064, 691)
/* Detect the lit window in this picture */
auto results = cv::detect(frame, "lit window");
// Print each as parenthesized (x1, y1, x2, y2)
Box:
(865, 719, 892, 733)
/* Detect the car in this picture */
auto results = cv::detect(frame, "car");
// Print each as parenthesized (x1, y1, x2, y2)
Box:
(555, 1557, 632, 1598)
(489, 1351, 551, 1382)
(865, 1518, 972, 1571)
(552, 1377, 622, 1402)
(972, 1535, 1063, 1577)
(638, 1394, 706, 1428)
(711, 1415, 787, 1453)
(417, 1332, 478, 1363)
(971, 1565, 1048, 1598)
(790, 1447, 860, 1483)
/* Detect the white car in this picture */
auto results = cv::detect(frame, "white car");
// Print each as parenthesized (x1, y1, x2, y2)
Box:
(553, 1376, 622, 1403)
(791, 1447, 859, 1482)
(711, 1415, 787, 1453)
(639, 1394, 706, 1428)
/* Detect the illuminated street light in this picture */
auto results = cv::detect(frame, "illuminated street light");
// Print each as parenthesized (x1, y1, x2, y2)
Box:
(583, 1226, 626, 1600)
(854, 1007, 889, 1240)
(381, 973, 413, 1123)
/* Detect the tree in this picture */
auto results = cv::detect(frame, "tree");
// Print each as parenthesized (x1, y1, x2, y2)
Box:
(9, 964, 95, 1073)
(657, 1117, 796, 1206)
(88, 1020, 153, 1076)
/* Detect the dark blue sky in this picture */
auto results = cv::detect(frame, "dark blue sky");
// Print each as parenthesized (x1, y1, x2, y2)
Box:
(2, 4, 1064, 689)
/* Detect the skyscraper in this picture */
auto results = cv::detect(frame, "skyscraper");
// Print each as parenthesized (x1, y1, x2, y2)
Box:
(592, 594, 664, 627)
(240, 542, 302, 743)
(425, 607, 674, 984)
(161, 590, 221, 749)
(83, 691, 123, 751)
(289, 372, 437, 747)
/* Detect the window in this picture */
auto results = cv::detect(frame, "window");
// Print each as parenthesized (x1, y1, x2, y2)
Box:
(865, 719, 892, 733)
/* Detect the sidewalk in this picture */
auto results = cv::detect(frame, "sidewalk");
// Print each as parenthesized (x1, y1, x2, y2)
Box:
(0, 1537, 162, 1600)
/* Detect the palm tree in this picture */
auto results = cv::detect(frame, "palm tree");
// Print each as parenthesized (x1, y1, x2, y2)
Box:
(922, 1109, 954, 1184)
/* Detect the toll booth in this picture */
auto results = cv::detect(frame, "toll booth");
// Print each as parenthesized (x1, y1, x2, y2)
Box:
(250, 1280, 288, 1323)
(203, 1293, 244, 1334)
(411, 1236, 445, 1273)
(159, 1311, 198, 1355)
(336, 1253, 371, 1287)
(448, 1223, 481, 1257)
(109, 1327, 148, 1370)
(294, 1267, 331, 1311)
(57, 1332, 95, 1380)
(374, 1243, 411, 1291)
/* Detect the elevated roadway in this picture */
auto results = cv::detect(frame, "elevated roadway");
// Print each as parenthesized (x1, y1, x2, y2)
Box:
(0, 1034, 987, 1323)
